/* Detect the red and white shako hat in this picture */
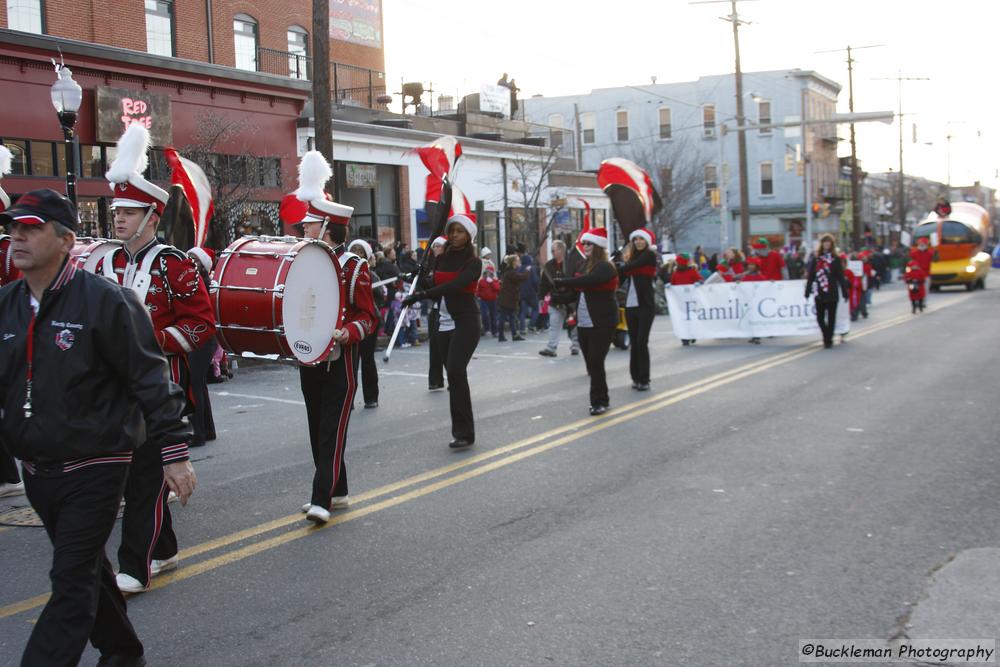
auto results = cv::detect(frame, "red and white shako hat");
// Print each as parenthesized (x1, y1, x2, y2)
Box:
(446, 214, 477, 242)
(105, 124, 169, 215)
(0, 145, 12, 212)
(279, 151, 353, 227)
(580, 227, 609, 249)
(629, 227, 655, 247)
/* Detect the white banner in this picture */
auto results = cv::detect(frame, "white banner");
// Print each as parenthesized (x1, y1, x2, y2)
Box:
(665, 280, 850, 340)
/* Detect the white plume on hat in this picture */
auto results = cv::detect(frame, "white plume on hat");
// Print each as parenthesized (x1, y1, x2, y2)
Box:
(106, 124, 151, 187)
(295, 150, 332, 203)
(0, 145, 12, 177)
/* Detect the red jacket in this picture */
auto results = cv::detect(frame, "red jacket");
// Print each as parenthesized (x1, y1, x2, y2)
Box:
(910, 247, 933, 276)
(337, 248, 379, 345)
(904, 263, 927, 301)
(476, 275, 500, 302)
(670, 266, 701, 285)
(757, 251, 785, 281)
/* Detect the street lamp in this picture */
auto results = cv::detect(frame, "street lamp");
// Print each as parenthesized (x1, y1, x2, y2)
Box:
(50, 63, 83, 206)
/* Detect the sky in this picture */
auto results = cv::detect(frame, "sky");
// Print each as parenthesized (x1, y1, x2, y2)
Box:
(382, 0, 1000, 191)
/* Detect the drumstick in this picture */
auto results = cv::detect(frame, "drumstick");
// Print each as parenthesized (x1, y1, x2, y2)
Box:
(382, 276, 421, 362)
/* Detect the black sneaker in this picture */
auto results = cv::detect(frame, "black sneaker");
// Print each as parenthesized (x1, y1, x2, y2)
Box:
(589, 405, 608, 416)
(428, 384, 445, 392)
(570, 348, 580, 356)
(449, 438, 474, 449)
(635, 383, 650, 391)
(538, 349, 557, 357)
(364, 401, 378, 409)
(512, 335, 526, 341)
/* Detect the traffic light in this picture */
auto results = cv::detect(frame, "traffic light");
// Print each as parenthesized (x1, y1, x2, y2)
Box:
(812, 202, 821, 214)
(784, 153, 794, 171)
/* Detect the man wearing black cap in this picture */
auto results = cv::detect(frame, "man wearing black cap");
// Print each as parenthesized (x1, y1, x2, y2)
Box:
(0, 189, 195, 667)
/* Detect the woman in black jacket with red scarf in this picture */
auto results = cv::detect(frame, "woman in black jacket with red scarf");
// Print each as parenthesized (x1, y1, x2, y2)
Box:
(621, 227, 658, 391)
(554, 228, 619, 415)
(804, 233, 849, 349)
(405, 215, 483, 447)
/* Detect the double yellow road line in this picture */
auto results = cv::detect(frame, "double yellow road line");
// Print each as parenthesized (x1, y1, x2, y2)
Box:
(0, 297, 969, 620)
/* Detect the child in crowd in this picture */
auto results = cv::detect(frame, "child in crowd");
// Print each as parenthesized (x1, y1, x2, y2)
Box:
(904, 259, 927, 313)
(477, 265, 501, 336)
(497, 254, 527, 342)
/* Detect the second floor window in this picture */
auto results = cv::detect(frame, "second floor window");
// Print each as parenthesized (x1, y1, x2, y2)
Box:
(582, 113, 595, 145)
(760, 161, 774, 196)
(704, 164, 717, 198)
(234, 14, 258, 71)
(703, 105, 716, 138)
(7, 0, 43, 34)
(616, 110, 629, 142)
(145, 0, 174, 57)
(758, 100, 772, 134)
(659, 107, 672, 140)
(287, 26, 308, 79)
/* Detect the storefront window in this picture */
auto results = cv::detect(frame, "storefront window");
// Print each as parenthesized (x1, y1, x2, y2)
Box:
(76, 198, 101, 238)
(3, 139, 27, 175)
(29, 140, 54, 177)
(80, 145, 103, 178)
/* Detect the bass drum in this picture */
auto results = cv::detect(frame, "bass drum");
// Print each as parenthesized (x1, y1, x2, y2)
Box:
(70, 238, 121, 273)
(211, 236, 343, 365)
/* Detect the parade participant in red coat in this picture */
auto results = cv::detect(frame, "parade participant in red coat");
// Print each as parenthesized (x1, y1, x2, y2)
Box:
(670, 253, 701, 346)
(283, 152, 377, 524)
(0, 144, 24, 499)
(750, 237, 787, 280)
(910, 238, 934, 299)
(96, 125, 211, 594)
(904, 260, 927, 313)
(716, 261, 736, 282)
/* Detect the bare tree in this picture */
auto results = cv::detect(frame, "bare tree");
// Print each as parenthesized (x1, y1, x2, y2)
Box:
(180, 111, 278, 248)
(505, 145, 561, 253)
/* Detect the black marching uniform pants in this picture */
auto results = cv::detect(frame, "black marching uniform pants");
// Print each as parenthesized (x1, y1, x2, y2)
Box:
(300, 344, 359, 507)
(437, 315, 479, 441)
(22, 463, 144, 666)
(625, 306, 655, 385)
(428, 308, 444, 388)
(578, 326, 615, 408)
(118, 443, 176, 585)
(187, 339, 217, 445)
(359, 318, 380, 405)
(815, 298, 838, 345)
(1, 451, 20, 484)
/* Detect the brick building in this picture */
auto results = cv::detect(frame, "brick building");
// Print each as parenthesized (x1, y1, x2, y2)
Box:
(0, 0, 387, 244)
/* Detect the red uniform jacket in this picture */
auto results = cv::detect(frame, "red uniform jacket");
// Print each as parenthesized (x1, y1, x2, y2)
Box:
(904, 263, 927, 301)
(670, 267, 702, 285)
(0, 235, 21, 287)
(336, 248, 379, 346)
(844, 268, 864, 311)
(910, 247, 933, 276)
(758, 251, 785, 281)
(476, 275, 501, 302)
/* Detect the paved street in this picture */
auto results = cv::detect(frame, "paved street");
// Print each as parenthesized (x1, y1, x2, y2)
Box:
(2, 280, 998, 666)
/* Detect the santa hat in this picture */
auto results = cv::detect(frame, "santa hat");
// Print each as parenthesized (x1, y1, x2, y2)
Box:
(106, 124, 169, 215)
(0, 145, 12, 211)
(580, 227, 609, 249)
(430, 235, 447, 248)
(675, 252, 691, 267)
(347, 239, 373, 259)
(717, 261, 730, 271)
(481, 246, 493, 257)
(915, 236, 929, 246)
(280, 151, 353, 227)
(629, 227, 655, 247)
(446, 214, 477, 242)
(751, 237, 769, 251)
(187, 246, 215, 274)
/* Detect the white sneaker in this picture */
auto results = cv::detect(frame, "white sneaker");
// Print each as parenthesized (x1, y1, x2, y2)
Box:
(305, 505, 330, 524)
(116, 572, 148, 594)
(150, 555, 178, 576)
(301, 496, 349, 513)
(0, 481, 25, 498)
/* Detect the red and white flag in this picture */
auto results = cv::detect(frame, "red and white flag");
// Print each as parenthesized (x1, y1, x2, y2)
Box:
(597, 158, 662, 237)
(165, 148, 214, 248)
(413, 136, 462, 180)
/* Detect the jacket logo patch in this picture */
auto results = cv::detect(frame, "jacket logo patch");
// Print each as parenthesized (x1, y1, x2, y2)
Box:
(55, 329, 75, 351)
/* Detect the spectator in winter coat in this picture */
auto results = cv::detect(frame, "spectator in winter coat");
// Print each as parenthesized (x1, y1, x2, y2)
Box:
(497, 255, 527, 341)
(476, 266, 501, 336)
(538, 240, 580, 357)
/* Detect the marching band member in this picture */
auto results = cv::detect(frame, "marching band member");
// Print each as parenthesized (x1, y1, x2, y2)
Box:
(621, 227, 658, 391)
(404, 216, 483, 448)
(97, 125, 212, 593)
(186, 246, 218, 446)
(670, 253, 701, 346)
(553, 227, 619, 415)
(283, 152, 377, 524)
(427, 235, 448, 391)
(0, 144, 25, 499)
(348, 238, 381, 409)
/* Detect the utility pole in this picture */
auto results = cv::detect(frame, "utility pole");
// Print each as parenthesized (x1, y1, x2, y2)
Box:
(691, 0, 753, 250)
(312, 0, 333, 172)
(874, 71, 929, 233)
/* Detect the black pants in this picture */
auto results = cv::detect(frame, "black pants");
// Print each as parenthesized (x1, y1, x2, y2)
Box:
(299, 344, 359, 508)
(437, 316, 480, 441)
(428, 309, 445, 387)
(23, 463, 143, 666)
(578, 326, 615, 407)
(187, 339, 217, 445)
(359, 323, 379, 404)
(118, 443, 176, 586)
(1, 450, 20, 484)
(625, 306, 655, 384)
(816, 299, 838, 345)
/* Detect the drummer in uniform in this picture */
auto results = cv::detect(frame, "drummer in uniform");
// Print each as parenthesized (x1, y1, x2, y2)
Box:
(284, 151, 378, 524)
(0, 144, 25, 499)
(96, 125, 215, 593)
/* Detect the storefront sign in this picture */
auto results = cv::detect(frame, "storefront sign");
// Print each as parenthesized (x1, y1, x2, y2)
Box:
(95, 87, 173, 146)
(479, 84, 512, 117)
(346, 163, 377, 189)
(665, 280, 850, 340)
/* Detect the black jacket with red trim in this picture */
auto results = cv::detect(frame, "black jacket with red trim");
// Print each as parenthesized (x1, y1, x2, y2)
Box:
(0, 258, 191, 464)
(422, 250, 483, 319)
(557, 261, 619, 329)
(335, 246, 379, 346)
(620, 248, 658, 309)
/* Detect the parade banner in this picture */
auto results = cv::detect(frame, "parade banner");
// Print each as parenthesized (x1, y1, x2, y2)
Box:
(665, 280, 850, 340)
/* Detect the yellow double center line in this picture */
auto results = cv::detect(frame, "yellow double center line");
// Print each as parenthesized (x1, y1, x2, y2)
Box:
(0, 297, 970, 619)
